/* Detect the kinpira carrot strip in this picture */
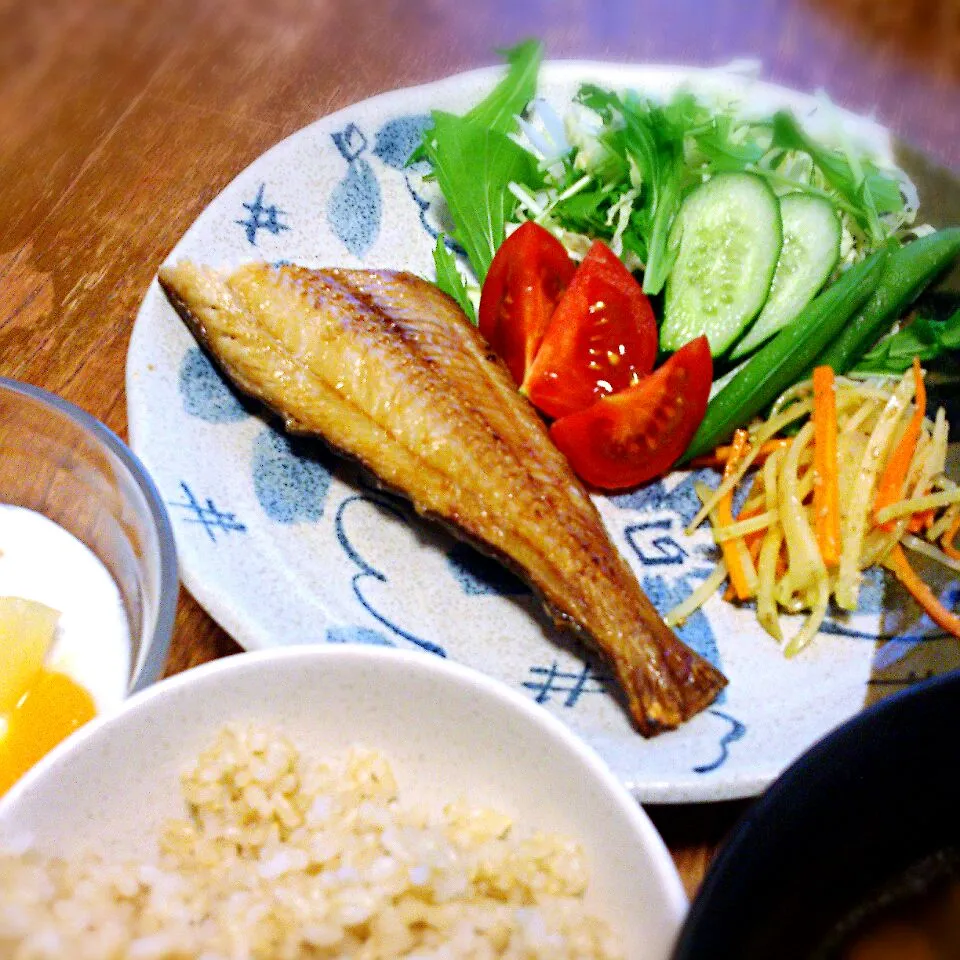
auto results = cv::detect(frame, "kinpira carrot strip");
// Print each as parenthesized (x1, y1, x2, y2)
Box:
(944, 513, 960, 562)
(690, 438, 792, 470)
(723, 506, 767, 599)
(717, 429, 754, 601)
(812, 365, 840, 567)
(885, 544, 960, 639)
(874, 357, 925, 531)
(908, 508, 935, 534)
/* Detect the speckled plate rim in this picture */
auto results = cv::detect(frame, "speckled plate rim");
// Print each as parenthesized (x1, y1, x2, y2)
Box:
(126, 59, 958, 805)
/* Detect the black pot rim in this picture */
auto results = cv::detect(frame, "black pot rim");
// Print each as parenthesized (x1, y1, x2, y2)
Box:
(674, 668, 960, 958)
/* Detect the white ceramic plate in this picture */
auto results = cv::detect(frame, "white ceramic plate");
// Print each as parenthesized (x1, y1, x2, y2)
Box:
(0, 646, 687, 959)
(126, 61, 960, 803)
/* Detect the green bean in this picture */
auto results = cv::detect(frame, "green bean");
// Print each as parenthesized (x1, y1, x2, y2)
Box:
(817, 227, 960, 373)
(683, 249, 889, 461)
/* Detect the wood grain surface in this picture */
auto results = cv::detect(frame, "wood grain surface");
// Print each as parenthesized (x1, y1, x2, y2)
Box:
(1, 0, 957, 902)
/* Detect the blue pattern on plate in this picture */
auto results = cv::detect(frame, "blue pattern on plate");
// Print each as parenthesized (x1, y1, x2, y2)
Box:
(868, 668, 938, 688)
(616, 472, 725, 678)
(335, 494, 447, 656)
(332, 123, 368, 162)
(167, 481, 247, 543)
(624, 517, 689, 566)
(522, 661, 608, 707)
(179, 347, 250, 423)
(373, 115, 432, 169)
(326, 625, 395, 646)
(613, 469, 716, 527)
(252, 428, 332, 524)
(694, 710, 747, 774)
(237, 183, 290, 246)
(403, 175, 466, 254)
(328, 124, 381, 257)
(446, 542, 529, 596)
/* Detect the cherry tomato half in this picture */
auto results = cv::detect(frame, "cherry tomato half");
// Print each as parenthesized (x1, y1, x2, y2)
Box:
(478, 221, 576, 386)
(549, 336, 713, 490)
(522, 241, 658, 420)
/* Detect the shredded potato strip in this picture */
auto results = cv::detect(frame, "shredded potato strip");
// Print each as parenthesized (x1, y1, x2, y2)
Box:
(770, 382, 812, 419)
(875, 488, 960, 525)
(690, 438, 791, 470)
(861, 452, 927, 567)
(902, 534, 960, 574)
(836, 369, 917, 611)
(687, 399, 814, 534)
(928, 477, 960, 542)
(860, 416, 940, 568)
(756, 448, 785, 642)
(775, 422, 830, 656)
(712, 511, 775, 542)
(907, 412, 949, 534)
(667, 361, 960, 652)
(665, 562, 729, 628)
(839, 397, 879, 436)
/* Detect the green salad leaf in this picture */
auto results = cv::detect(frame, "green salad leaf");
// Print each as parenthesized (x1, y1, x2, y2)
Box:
(852, 307, 960, 374)
(769, 111, 905, 245)
(432, 237, 476, 322)
(417, 40, 542, 287)
(465, 39, 542, 132)
(421, 112, 538, 283)
(554, 85, 696, 294)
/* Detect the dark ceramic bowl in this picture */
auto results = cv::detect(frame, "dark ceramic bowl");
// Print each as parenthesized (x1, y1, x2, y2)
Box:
(673, 670, 960, 959)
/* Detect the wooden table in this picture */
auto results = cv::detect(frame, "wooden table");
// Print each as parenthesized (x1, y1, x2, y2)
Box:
(2, 0, 957, 901)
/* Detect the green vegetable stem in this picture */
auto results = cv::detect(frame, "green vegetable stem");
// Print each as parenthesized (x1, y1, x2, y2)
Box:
(816, 227, 960, 373)
(683, 248, 889, 460)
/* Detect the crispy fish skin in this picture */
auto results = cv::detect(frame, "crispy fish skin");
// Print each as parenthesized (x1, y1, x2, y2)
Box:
(159, 261, 726, 734)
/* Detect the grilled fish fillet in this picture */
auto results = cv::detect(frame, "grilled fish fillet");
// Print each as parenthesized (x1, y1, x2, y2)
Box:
(159, 262, 726, 735)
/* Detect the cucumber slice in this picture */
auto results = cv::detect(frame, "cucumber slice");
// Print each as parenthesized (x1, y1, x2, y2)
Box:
(730, 193, 841, 360)
(660, 173, 782, 357)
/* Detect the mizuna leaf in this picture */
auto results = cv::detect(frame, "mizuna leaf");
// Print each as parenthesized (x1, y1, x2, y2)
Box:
(422, 112, 538, 283)
(465, 39, 542, 133)
(432, 236, 476, 322)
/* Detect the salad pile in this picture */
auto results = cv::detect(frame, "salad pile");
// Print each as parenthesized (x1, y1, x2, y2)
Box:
(418, 41, 960, 490)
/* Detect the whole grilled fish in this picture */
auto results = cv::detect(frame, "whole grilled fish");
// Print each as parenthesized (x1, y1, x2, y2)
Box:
(159, 262, 726, 735)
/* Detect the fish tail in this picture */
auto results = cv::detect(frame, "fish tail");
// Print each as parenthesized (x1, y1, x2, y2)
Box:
(617, 629, 727, 736)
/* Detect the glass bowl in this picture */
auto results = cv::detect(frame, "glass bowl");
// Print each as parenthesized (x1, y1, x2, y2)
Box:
(0, 377, 177, 697)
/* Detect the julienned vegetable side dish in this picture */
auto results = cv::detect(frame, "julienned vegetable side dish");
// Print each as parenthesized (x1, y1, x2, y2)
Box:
(419, 40, 960, 648)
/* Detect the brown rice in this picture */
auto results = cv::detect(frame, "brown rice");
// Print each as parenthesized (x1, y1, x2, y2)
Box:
(0, 724, 622, 959)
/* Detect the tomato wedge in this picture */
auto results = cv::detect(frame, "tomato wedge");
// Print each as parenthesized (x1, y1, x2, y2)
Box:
(478, 221, 576, 386)
(522, 241, 658, 420)
(549, 336, 713, 490)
